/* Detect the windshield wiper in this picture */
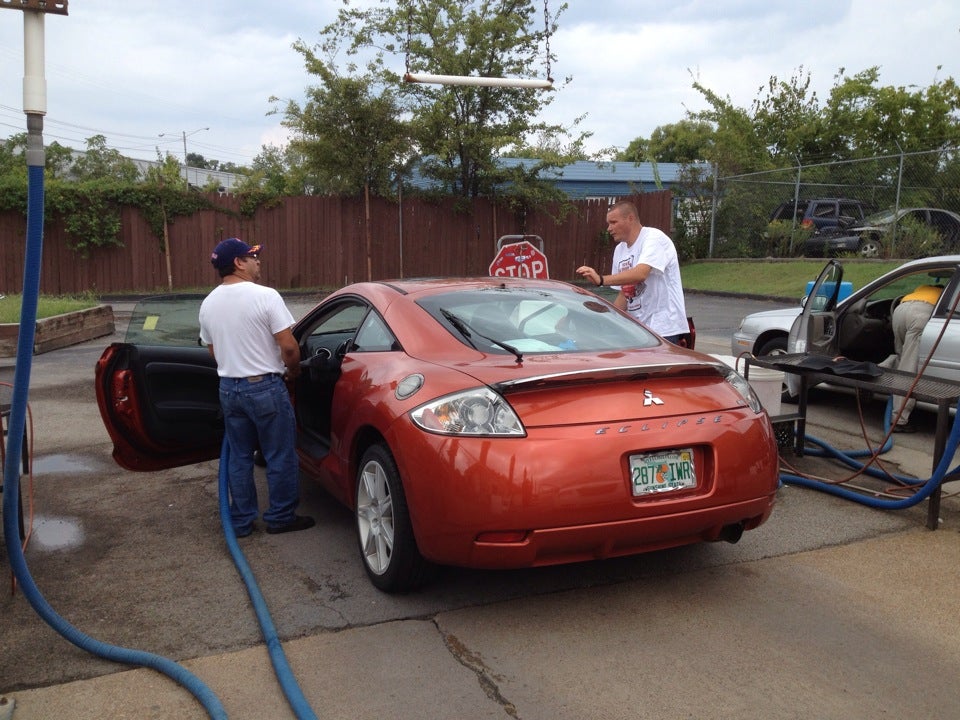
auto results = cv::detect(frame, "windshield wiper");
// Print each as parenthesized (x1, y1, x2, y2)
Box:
(439, 308, 523, 364)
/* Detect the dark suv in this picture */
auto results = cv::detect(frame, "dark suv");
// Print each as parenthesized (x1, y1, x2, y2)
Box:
(770, 198, 868, 232)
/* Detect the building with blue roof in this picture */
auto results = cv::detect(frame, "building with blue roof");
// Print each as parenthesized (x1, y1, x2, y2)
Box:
(408, 157, 707, 199)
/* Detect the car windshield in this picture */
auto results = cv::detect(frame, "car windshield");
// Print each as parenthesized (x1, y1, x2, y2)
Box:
(417, 286, 659, 354)
(862, 209, 899, 225)
(124, 294, 205, 346)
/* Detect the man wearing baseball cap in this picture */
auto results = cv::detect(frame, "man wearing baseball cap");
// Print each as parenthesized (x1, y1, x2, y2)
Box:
(199, 238, 314, 537)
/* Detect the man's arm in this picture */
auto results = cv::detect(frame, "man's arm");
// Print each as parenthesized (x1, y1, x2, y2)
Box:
(605, 262, 653, 286)
(274, 328, 301, 380)
(576, 262, 652, 288)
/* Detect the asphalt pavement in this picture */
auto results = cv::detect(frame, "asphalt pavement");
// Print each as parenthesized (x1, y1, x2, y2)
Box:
(1, 293, 959, 720)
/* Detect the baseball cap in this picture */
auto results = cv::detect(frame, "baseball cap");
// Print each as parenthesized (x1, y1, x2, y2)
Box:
(210, 238, 262, 271)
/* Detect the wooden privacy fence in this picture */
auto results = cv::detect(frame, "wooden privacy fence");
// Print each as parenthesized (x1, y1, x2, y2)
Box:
(0, 191, 673, 295)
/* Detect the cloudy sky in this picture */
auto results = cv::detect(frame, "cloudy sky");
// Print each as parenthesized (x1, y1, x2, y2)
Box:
(1, 0, 958, 167)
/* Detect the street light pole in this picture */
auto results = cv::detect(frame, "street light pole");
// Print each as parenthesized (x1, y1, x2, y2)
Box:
(158, 126, 209, 166)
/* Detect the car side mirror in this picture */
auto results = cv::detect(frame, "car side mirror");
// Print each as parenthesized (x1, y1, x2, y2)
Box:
(335, 339, 354, 358)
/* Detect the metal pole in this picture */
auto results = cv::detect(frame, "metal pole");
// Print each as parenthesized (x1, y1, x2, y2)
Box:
(403, 72, 552, 89)
(708, 164, 718, 258)
(893, 142, 905, 256)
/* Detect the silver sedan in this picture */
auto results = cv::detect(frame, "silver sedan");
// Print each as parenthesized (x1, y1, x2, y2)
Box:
(731, 255, 960, 395)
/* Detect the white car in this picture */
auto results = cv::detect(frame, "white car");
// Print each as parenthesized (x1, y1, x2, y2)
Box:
(731, 256, 960, 398)
(731, 306, 800, 359)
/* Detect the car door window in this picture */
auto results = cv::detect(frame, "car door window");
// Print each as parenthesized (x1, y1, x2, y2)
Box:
(839, 201, 864, 222)
(812, 202, 837, 220)
(302, 301, 369, 357)
(929, 211, 960, 246)
(904, 210, 926, 226)
(354, 311, 399, 352)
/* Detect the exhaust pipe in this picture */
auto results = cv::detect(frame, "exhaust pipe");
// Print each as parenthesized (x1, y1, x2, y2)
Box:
(719, 522, 744, 544)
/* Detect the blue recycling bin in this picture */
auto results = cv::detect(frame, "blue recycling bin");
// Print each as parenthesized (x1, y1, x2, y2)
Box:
(805, 280, 853, 302)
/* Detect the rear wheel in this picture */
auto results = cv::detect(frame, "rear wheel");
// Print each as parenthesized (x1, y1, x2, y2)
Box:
(355, 443, 432, 593)
(858, 236, 882, 258)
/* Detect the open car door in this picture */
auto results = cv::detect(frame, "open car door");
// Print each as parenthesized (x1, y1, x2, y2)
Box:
(784, 260, 844, 396)
(95, 296, 223, 471)
(787, 259, 845, 356)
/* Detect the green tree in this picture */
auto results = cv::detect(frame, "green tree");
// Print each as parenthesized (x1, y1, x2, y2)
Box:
(186, 152, 214, 169)
(236, 144, 310, 195)
(317, 0, 579, 199)
(276, 51, 409, 197)
(618, 120, 715, 164)
(70, 134, 141, 182)
(142, 153, 189, 289)
(45, 141, 75, 179)
(749, 67, 822, 163)
(820, 67, 960, 158)
(505, 124, 589, 164)
(0, 134, 26, 180)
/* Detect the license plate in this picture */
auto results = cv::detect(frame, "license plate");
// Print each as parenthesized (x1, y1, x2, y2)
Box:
(630, 448, 697, 496)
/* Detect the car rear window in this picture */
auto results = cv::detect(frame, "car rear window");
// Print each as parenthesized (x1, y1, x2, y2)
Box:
(417, 286, 659, 354)
(124, 295, 205, 346)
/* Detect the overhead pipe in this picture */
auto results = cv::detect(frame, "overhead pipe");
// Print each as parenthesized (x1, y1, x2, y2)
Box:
(403, 72, 552, 89)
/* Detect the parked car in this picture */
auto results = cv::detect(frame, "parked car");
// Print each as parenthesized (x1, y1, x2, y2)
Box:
(96, 278, 779, 593)
(770, 198, 868, 233)
(732, 256, 960, 401)
(805, 207, 960, 258)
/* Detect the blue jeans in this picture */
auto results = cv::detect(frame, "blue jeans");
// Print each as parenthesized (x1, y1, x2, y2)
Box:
(219, 374, 300, 532)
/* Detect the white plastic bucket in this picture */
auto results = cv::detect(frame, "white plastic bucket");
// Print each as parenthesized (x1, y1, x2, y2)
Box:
(745, 365, 783, 416)
(709, 354, 783, 416)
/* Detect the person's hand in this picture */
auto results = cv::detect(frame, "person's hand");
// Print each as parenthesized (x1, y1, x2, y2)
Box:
(576, 265, 602, 286)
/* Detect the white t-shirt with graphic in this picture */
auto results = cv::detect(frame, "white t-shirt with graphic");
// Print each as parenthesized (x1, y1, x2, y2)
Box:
(610, 225, 688, 338)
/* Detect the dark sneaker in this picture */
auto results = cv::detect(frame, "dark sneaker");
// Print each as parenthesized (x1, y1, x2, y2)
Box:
(234, 524, 255, 538)
(266, 515, 316, 534)
(893, 421, 916, 434)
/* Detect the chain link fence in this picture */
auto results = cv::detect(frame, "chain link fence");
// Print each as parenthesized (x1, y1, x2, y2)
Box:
(687, 147, 960, 260)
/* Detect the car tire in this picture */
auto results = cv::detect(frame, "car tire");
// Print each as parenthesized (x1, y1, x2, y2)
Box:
(355, 443, 432, 593)
(755, 336, 798, 404)
(757, 336, 787, 357)
(858, 237, 882, 258)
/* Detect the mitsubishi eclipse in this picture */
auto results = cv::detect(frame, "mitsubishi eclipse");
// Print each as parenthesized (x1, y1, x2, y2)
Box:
(96, 277, 779, 592)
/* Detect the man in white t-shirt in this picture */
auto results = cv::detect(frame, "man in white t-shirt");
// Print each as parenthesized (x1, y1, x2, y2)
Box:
(199, 238, 314, 537)
(576, 201, 689, 343)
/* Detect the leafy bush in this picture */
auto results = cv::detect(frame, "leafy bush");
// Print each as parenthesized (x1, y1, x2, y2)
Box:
(885, 215, 944, 258)
(762, 220, 812, 257)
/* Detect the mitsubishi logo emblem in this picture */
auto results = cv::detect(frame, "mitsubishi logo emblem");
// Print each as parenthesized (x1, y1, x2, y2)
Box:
(643, 389, 664, 406)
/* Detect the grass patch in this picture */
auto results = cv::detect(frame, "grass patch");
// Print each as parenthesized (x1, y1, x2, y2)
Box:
(681, 259, 901, 298)
(0, 293, 101, 324)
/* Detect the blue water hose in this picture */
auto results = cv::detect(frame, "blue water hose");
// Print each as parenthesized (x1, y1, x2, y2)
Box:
(780, 396, 960, 508)
(217, 436, 318, 720)
(795, 396, 925, 485)
(2, 150, 227, 719)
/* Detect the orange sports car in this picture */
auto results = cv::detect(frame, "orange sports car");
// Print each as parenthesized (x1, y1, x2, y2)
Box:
(96, 278, 779, 592)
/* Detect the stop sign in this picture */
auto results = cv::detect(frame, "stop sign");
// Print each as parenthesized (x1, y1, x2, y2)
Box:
(488, 240, 550, 279)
